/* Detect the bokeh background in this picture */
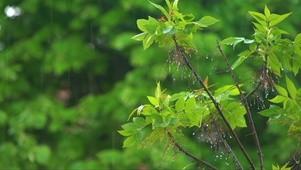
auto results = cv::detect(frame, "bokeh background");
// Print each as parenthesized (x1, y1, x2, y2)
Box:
(0, 0, 300, 169)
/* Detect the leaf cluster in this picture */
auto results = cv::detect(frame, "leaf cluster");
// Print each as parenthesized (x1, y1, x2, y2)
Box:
(132, 0, 219, 50)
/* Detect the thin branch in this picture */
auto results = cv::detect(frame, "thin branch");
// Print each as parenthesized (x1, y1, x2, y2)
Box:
(222, 139, 243, 170)
(166, 131, 218, 170)
(172, 36, 255, 170)
(246, 81, 261, 99)
(217, 40, 263, 170)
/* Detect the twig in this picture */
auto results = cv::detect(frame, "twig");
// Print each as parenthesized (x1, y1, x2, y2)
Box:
(166, 131, 218, 170)
(172, 36, 255, 170)
(222, 139, 243, 170)
(217, 40, 263, 170)
(246, 81, 261, 99)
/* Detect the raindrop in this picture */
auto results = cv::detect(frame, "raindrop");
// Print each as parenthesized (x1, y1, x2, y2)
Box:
(192, 132, 195, 136)
(206, 56, 208, 59)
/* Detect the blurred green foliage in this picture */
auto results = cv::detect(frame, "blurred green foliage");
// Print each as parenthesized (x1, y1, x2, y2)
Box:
(0, 0, 300, 169)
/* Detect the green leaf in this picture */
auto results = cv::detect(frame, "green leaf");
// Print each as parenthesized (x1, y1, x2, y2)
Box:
(274, 84, 288, 97)
(147, 96, 159, 106)
(185, 97, 196, 110)
(132, 32, 148, 41)
(248, 11, 267, 26)
(172, 0, 179, 11)
(148, 0, 170, 20)
(155, 82, 162, 99)
(133, 117, 146, 128)
(258, 105, 281, 118)
(121, 123, 137, 131)
(123, 135, 136, 147)
(175, 97, 185, 112)
(294, 33, 301, 44)
(118, 129, 133, 136)
(194, 16, 219, 27)
(286, 76, 297, 99)
(143, 34, 155, 50)
(269, 13, 292, 27)
(231, 50, 250, 70)
(269, 95, 287, 103)
(34, 145, 51, 165)
(137, 19, 149, 32)
(264, 5, 270, 18)
(221, 37, 245, 49)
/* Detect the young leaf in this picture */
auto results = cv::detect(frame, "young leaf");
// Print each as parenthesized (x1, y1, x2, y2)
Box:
(175, 97, 185, 112)
(172, 0, 179, 11)
(147, 96, 159, 106)
(248, 11, 267, 26)
(132, 32, 148, 41)
(148, 0, 170, 20)
(194, 16, 219, 27)
(155, 82, 162, 99)
(231, 50, 250, 70)
(264, 5, 270, 18)
(143, 34, 155, 50)
(221, 37, 245, 49)
(269, 13, 292, 27)
(185, 97, 196, 110)
(258, 105, 281, 118)
(133, 117, 146, 128)
(123, 136, 136, 147)
(294, 33, 301, 44)
(274, 84, 288, 97)
(118, 129, 133, 136)
(286, 76, 297, 99)
(269, 95, 287, 104)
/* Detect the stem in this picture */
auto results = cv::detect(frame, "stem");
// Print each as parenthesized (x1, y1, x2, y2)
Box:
(166, 131, 218, 170)
(172, 36, 255, 170)
(217, 40, 263, 170)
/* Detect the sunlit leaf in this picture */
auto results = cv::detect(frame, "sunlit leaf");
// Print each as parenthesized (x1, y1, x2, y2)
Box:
(294, 33, 301, 44)
(148, 0, 170, 20)
(248, 11, 267, 26)
(132, 32, 148, 41)
(175, 97, 185, 112)
(286, 76, 297, 99)
(155, 82, 162, 99)
(185, 97, 196, 110)
(147, 96, 159, 106)
(221, 37, 245, 49)
(269, 13, 292, 27)
(269, 95, 287, 103)
(231, 50, 250, 70)
(118, 129, 133, 136)
(264, 5, 270, 18)
(274, 84, 288, 97)
(194, 16, 219, 27)
(143, 34, 155, 50)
